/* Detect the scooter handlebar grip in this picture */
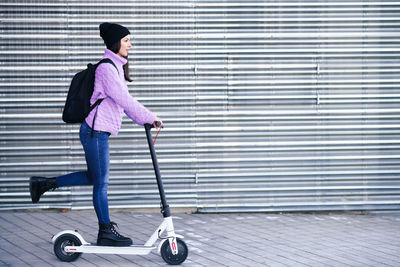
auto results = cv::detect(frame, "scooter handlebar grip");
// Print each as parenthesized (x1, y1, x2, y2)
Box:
(144, 121, 162, 129)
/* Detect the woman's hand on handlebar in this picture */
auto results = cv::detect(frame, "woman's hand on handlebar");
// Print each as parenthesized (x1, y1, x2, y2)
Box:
(153, 118, 163, 129)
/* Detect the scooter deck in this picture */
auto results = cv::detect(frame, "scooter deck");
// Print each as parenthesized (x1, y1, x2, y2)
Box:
(65, 244, 156, 255)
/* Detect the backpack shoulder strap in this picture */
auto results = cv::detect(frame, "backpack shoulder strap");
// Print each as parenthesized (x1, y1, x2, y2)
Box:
(88, 58, 119, 136)
(98, 58, 118, 74)
(90, 58, 119, 110)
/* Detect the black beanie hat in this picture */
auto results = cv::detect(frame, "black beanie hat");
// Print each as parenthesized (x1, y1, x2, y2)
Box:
(99, 23, 130, 48)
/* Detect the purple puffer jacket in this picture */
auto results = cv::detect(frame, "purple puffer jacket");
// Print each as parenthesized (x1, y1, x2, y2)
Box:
(85, 49, 156, 135)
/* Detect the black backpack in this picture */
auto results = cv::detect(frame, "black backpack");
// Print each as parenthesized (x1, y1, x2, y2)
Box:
(62, 58, 117, 124)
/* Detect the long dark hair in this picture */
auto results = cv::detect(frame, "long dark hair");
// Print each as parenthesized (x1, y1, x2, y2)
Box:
(108, 41, 132, 82)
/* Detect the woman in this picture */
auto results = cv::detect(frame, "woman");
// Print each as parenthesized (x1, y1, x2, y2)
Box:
(29, 23, 162, 247)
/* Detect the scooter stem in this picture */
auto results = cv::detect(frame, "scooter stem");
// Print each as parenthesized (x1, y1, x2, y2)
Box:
(144, 124, 171, 217)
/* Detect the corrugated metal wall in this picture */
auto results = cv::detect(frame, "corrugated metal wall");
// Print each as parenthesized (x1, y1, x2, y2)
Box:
(1, 1, 400, 212)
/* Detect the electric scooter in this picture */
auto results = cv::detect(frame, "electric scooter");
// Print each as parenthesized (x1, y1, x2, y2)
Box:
(52, 123, 188, 265)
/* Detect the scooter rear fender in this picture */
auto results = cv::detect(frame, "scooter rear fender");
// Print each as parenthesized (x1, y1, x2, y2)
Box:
(52, 230, 90, 245)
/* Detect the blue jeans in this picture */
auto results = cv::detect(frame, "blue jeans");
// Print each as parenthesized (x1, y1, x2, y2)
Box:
(56, 122, 111, 224)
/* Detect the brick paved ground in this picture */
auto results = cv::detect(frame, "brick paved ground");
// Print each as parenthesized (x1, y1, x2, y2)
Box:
(0, 211, 400, 266)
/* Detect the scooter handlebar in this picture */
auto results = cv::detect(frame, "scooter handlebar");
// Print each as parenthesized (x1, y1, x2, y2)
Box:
(144, 121, 162, 129)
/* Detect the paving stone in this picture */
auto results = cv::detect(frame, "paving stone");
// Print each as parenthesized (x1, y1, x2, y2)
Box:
(1, 211, 400, 266)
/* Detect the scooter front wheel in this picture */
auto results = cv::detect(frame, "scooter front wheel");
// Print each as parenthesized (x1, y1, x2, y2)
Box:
(53, 233, 82, 262)
(160, 238, 188, 265)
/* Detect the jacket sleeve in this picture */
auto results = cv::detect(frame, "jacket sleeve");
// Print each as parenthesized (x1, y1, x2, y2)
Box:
(97, 64, 156, 126)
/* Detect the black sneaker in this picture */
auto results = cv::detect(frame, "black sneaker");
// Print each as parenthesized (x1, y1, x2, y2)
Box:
(97, 221, 133, 247)
(29, 176, 57, 203)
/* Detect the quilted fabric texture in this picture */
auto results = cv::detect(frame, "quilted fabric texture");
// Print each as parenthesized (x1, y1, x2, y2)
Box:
(85, 49, 156, 135)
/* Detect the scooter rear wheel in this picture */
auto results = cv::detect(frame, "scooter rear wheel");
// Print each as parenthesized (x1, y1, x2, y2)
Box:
(160, 238, 188, 265)
(53, 233, 82, 262)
